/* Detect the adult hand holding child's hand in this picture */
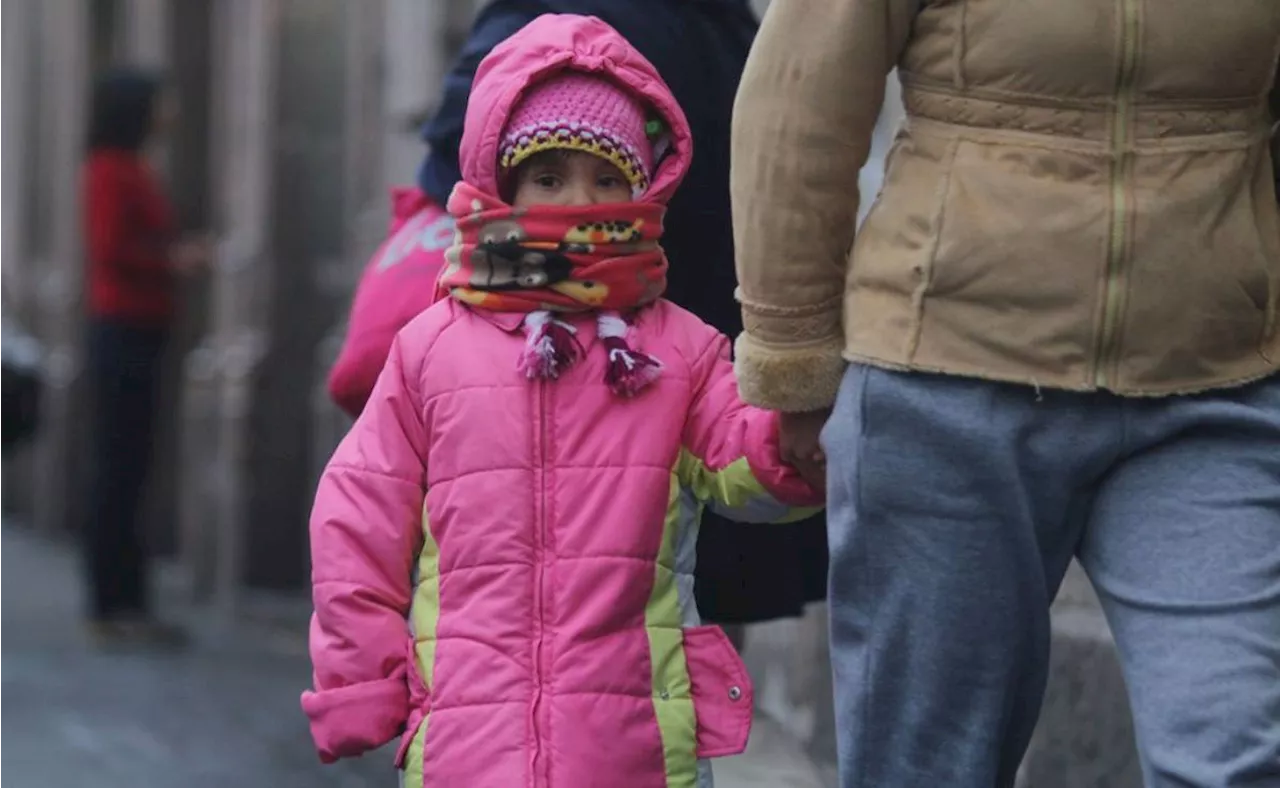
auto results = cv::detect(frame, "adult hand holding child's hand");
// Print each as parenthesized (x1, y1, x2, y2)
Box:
(779, 408, 830, 492)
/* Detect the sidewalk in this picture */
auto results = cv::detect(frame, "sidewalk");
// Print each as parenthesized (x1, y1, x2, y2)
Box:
(1, 526, 827, 788)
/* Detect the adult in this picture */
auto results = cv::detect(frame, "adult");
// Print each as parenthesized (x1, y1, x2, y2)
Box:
(731, 2, 1280, 787)
(82, 68, 209, 645)
(330, 0, 829, 636)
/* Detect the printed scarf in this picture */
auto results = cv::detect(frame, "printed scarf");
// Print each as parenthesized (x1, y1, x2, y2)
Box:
(440, 182, 667, 396)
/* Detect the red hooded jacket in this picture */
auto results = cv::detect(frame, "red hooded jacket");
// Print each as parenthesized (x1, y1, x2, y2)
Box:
(82, 150, 176, 326)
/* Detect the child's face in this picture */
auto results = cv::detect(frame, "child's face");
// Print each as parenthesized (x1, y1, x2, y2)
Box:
(511, 150, 633, 208)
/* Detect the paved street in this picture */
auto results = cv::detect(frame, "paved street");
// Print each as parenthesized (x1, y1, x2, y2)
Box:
(1, 526, 828, 787)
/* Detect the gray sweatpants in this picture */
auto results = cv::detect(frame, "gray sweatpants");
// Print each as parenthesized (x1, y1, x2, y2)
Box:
(822, 365, 1280, 788)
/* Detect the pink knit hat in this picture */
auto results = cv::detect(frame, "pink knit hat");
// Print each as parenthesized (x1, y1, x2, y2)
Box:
(499, 73, 657, 196)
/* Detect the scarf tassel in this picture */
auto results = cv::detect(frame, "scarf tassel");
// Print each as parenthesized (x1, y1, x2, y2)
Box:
(597, 312, 662, 397)
(518, 310, 662, 397)
(518, 313, 583, 380)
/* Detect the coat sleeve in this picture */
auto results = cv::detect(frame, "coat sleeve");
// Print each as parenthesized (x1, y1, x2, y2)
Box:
(730, 0, 921, 412)
(678, 333, 823, 522)
(301, 334, 429, 763)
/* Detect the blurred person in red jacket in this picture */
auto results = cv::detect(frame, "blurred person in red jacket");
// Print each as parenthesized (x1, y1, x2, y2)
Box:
(82, 67, 210, 646)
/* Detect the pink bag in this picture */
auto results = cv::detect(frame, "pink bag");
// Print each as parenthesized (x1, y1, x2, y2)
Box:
(327, 187, 455, 417)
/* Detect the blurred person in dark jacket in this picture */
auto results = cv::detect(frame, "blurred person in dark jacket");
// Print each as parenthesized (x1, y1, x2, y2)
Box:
(330, 0, 828, 639)
(81, 67, 210, 646)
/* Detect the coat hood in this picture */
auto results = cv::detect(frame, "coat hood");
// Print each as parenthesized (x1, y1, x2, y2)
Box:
(460, 14, 693, 204)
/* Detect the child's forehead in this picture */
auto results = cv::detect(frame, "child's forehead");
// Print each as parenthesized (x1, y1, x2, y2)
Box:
(515, 150, 628, 180)
(520, 150, 602, 168)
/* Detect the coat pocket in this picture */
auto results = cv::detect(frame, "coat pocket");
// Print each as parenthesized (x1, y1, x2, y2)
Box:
(684, 625, 754, 758)
(395, 638, 432, 770)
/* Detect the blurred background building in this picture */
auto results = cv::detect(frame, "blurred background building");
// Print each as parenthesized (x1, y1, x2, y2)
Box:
(3, 0, 484, 602)
(0, 1, 1139, 785)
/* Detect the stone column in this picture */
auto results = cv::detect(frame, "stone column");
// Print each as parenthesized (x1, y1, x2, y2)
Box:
(177, 0, 279, 620)
(177, 342, 222, 602)
(0, 1, 33, 516)
(166, 0, 220, 603)
(2, 1, 34, 308)
(214, 0, 279, 617)
(345, 0, 392, 256)
(116, 0, 169, 67)
(30, 0, 92, 538)
(308, 0, 389, 434)
(233, 0, 346, 591)
(383, 0, 449, 187)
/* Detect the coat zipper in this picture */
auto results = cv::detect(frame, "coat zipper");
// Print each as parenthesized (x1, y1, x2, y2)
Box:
(531, 378, 548, 787)
(1095, 0, 1141, 389)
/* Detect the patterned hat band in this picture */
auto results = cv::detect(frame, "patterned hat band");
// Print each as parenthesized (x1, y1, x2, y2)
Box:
(500, 120, 651, 195)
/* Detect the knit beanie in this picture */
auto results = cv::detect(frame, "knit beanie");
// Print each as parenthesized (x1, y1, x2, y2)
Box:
(499, 73, 657, 196)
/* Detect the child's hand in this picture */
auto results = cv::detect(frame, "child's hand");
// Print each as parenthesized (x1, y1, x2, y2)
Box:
(779, 408, 830, 492)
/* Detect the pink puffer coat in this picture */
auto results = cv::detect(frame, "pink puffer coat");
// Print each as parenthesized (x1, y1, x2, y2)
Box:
(302, 14, 820, 788)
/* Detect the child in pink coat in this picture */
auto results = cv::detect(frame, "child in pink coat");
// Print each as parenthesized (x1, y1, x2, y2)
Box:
(302, 14, 820, 788)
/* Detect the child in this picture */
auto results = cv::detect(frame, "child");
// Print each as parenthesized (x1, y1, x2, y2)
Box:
(328, 0, 829, 646)
(302, 14, 821, 788)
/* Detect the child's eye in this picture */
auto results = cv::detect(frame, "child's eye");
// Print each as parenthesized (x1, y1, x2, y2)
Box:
(598, 175, 625, 190)
(534, 174, 561, 189)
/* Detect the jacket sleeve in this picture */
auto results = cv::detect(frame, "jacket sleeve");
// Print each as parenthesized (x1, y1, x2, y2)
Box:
(678, 333, 823, 522)
(302, 334, 429, 764)
(730, 0, 920, 412)
(85, 163, 172, 277)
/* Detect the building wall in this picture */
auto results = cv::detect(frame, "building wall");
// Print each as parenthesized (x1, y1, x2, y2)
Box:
(9, 1, 94, 539)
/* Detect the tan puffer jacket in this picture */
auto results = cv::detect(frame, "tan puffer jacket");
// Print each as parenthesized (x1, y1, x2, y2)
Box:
(731, 0, 1280, 411)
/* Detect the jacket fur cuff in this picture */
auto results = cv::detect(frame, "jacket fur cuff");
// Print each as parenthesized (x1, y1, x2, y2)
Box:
(734, 332, 847, 412)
